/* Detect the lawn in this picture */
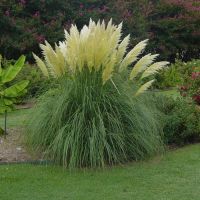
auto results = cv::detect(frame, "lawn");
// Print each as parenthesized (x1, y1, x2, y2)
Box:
(0, 108, 30, 128)
(0, 102, 200, 200)
(0, 144, 200, 200)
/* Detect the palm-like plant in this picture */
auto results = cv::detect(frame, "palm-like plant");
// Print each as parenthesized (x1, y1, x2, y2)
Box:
(0, 55, 29, 134)
(28, 20, 169, 168)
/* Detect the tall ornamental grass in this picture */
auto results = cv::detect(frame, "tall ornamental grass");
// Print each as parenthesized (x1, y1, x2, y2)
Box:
(27, 20, 168, 168)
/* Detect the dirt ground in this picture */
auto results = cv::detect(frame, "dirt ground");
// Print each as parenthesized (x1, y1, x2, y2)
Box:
(0, 128, 33, 163)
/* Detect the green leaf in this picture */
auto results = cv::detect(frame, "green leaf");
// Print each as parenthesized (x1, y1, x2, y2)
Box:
(3, 80, 29, 98)
(3, 98, 13, 106)
(0, 99, 13, 113)
(0, 105, 12, 113)
(0, 99, 6, 107)
(16, 89, 28, 98)
(2, 55, 26, 83)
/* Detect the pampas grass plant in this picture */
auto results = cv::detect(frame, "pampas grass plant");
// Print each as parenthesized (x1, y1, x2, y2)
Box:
(27, 20, 168, 168)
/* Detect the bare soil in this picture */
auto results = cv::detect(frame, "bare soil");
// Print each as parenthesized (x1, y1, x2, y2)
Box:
(15, 101, 35, 110)
(0, 128, 33, 163)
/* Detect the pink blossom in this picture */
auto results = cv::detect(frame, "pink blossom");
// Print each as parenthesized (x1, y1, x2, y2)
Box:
(5, 10, 10, 16)
(142, 1, 154, 17)
(192, 31, 200, 36)
(20, 0, 26, 5)
(63, 21, 72, 30)
(191, 72, 200, 80)
(193, 95, 200, 104)
(99, 5, 109, 13)
(180, 85, 188, 91)
(181, 92, 187, 97)
(164, 0, 200, 12)
(33, 11, 40, 18)
(34, 34, 45, 43)
(80, 3, 84, 9)
(87, 8, 94, 13)
(123, 10, 132, 20)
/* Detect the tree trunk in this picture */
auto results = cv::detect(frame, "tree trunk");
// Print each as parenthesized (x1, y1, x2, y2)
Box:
(4, 110, 7, 137)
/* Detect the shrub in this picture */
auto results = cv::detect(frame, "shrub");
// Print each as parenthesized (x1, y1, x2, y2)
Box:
(26, 20, 168, 168)
(155, 63, 182, 89)
(156, 95, 200, 145)
(179, 72, 200, 104)
(155, 59, 200, 89)
(178, 60, 200, 104)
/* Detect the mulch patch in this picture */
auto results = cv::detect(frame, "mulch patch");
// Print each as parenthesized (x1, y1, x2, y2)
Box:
(0, 128, 35, 163)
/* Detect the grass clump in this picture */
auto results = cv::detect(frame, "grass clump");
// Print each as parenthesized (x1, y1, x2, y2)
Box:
(26, 19, 168, 168)
(26, 70, 164, 168)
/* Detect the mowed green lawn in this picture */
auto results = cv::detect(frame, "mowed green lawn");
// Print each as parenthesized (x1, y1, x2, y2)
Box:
(0, 104, 200, 200)
(0, 108, 30, 128)
(0, 144, 200, 200)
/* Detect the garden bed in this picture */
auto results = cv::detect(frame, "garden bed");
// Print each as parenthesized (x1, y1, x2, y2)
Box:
(0, 128, 33, 163)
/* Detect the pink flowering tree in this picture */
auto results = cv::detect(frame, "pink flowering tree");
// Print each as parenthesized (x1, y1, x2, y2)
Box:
(149, 0, 200, 61)
(0, 0, 72, 60)
(0, 0, 199, 62)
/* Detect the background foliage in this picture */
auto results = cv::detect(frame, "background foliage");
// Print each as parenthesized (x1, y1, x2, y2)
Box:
(155, 59, 200, 89)
(14, 64, 55, 99)
(156, 95, 200, 145)
(0, 0, 199, 61)
(155, 59, 200, 106)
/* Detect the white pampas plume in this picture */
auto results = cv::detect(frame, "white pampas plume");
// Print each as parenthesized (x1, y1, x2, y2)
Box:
(119, 39, 149, 72)
(141, 61, 169, 79)
(130, 54, 158, 80)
